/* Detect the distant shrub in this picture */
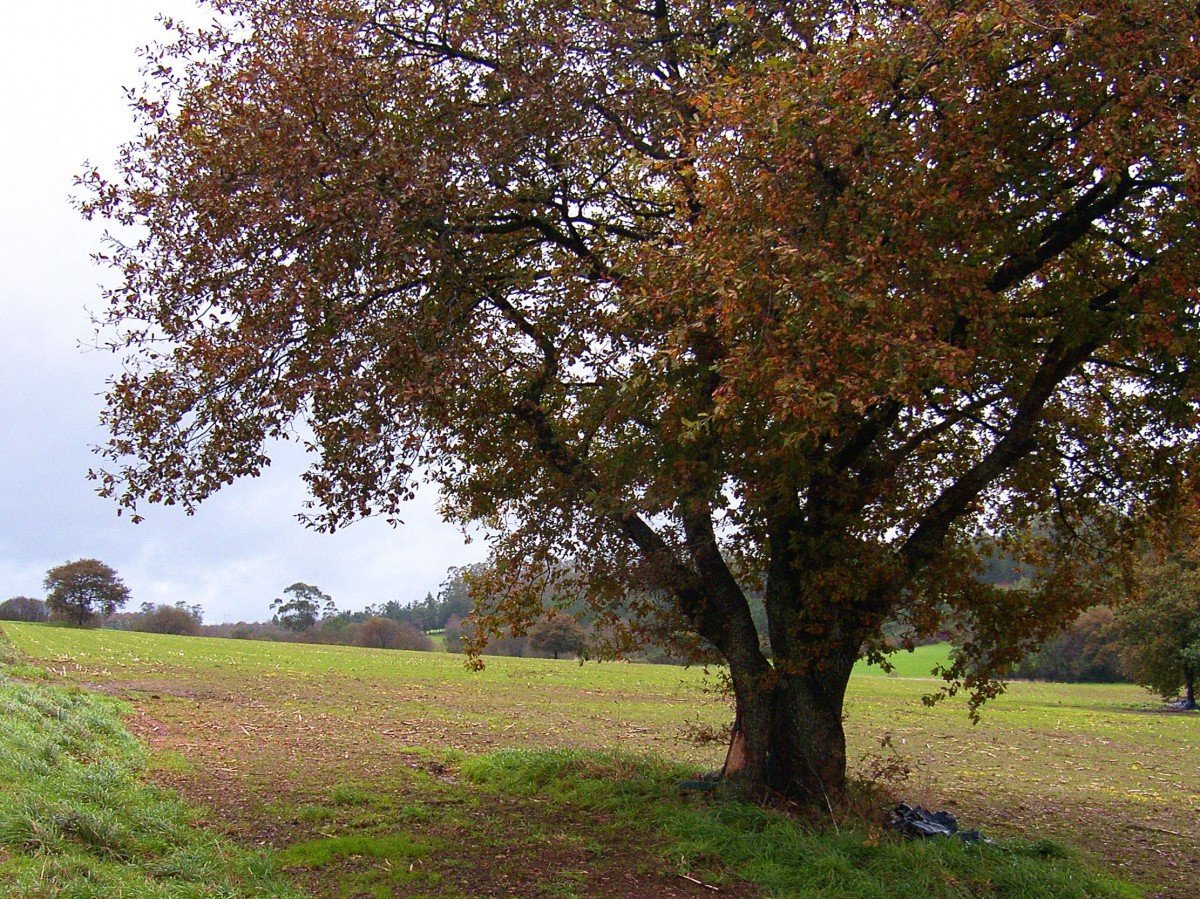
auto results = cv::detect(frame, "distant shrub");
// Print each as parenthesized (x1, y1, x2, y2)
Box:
(134, 604, 202, 636)
(1012, 606, 1127, 683)
(529, 613, 587, 659)
(356, 617, 433, 651)
(0, 597, 49, 623)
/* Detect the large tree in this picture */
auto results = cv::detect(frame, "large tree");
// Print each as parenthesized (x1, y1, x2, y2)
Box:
(44, 560, 131, 626)
(82, 0, 1200, 803)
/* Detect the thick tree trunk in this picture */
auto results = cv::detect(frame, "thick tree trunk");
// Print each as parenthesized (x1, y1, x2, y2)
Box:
(667, 503, 879, 808)
(718, 517, 879, 808)
(722, 644, 857, 805)
(1183, 668, 1197, 711)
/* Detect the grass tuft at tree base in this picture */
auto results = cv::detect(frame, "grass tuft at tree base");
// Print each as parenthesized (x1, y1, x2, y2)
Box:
(461, 749, 1142, 898)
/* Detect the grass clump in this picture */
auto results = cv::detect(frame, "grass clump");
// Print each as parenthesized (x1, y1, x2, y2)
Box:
(279, 833, 438, 898)
(279, 832, 429, 867)
(0, 626, 299, 898)
(462, 749, 1142, 898)
(328, 782, 376, 807)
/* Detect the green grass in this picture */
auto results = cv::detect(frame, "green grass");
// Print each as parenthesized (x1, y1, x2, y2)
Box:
(4, 622, 1194, 896)
(280, 833, 430, 867)
(0, 627, 300, 898)
(461, 749, 1138, 898)
(860, 642, 954, 677)
(278, 833, 437, 897)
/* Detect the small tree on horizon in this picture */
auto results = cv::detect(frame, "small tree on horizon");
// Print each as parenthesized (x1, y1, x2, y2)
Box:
(44, 560, 130, 626)
(1118, 527, 1200, 710)
(529, 613, 587, 660)
(271, 582, 335, 632)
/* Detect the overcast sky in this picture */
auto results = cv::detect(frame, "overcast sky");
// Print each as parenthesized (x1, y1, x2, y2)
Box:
(0, 2, 486, 622)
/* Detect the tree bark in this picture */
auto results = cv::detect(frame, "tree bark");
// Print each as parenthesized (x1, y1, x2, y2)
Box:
(696, 493, 879, 807)
(721, 641, 857, 805)
(1183, 667, 1197, 711)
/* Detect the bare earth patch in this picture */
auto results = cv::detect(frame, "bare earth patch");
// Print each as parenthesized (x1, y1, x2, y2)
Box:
(125, 696, 754, 897)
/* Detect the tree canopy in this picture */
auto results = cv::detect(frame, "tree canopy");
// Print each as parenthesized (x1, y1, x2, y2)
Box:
(271, 582, 335, 631)
(1118, 518, 1200, 709)
(44, 560, 131, 626)
(82, 0, 1200, 803)
(529, 612, 588, 660)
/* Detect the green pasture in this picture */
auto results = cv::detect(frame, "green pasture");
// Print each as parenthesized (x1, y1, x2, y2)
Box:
(2, 622, 1195, 896)
(0, 637, 299, 897)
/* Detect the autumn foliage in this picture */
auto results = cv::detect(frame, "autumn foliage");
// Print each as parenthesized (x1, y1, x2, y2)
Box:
(81, 1, 1200, 803)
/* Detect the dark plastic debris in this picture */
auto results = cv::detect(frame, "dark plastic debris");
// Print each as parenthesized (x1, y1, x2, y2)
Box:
(889, 803, 989, 844)
(677, 771, 723, 793)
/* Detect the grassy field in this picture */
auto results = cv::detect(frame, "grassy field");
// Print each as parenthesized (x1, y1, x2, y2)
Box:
(1, 622, 1195, 897)
(0, 631, 302, 897)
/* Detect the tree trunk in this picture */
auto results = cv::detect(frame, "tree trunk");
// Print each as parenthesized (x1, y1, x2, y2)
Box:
(722, 645, 857, 805)
(718, 519, 877, 808)
(1183, 667, 1197, 711)
(667, 506, 876, 808)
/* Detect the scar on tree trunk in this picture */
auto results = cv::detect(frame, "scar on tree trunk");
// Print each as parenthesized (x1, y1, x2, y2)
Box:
(723, 715, 749, 778)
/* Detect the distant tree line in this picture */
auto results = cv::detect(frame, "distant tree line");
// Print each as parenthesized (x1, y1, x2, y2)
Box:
(0, 596, 49, 622)
(1010, 607, 1126, 683)
(4, 546, 1194, 707)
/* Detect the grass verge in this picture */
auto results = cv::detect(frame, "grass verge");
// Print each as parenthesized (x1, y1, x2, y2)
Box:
(0, 625, 300, 898)
(461, 749, 1142, 898)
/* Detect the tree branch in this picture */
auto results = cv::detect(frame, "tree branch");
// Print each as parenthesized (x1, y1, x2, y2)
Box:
(897, 262, 1150, 574)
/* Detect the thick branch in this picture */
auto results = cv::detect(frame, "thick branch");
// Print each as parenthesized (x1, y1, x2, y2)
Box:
(680, 503, 769, 668)
(899, 284, 1137, 574)
(986, 171, 1139, 294)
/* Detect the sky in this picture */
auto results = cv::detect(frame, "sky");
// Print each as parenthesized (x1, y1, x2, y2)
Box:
(0, 2, 486, 622)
